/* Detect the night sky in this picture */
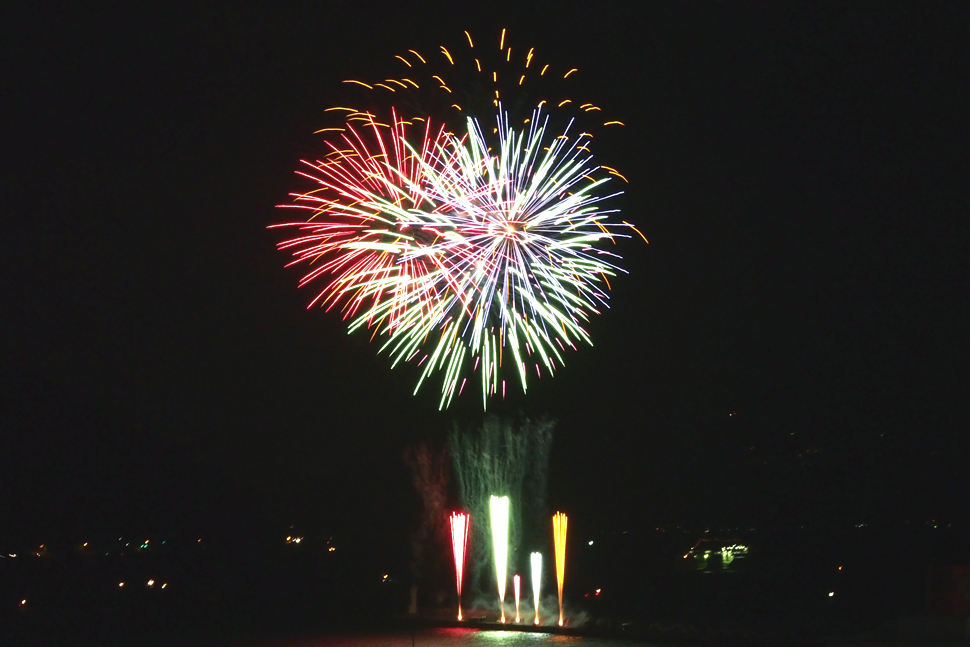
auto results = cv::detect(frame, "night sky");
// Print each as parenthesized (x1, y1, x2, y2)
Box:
(3, 2, 968, 544)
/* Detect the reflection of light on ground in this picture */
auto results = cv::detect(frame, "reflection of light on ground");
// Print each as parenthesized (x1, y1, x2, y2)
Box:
(475, 630, 591, 643)
(433, 629, 647, 646)
(243, 628, 661, 647)
(478, 630, 546, 643)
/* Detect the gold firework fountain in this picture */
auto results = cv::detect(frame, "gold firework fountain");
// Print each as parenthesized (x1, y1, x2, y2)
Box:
(553, 512, 568, 626)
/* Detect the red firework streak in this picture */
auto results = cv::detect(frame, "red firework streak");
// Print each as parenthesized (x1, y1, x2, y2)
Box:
(513, 574, 521, 623)
(271, 110, 453, 333)
(450, 512, 470, 620)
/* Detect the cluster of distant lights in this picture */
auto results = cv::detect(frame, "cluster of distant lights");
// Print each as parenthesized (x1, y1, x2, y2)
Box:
(3, 533, 345, 557)
(285, 534, 337, 551)
(683, 543, 750, 561)
(0, 538, 181, 559)
(3, 531, 349, 560)
(9, 530, 340, 609)
(118, 579, 168, 589)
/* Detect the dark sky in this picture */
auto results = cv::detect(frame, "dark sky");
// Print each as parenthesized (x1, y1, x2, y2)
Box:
(2, 2, 968, 542)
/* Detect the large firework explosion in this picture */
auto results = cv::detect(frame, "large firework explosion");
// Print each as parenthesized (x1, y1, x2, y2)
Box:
(271, 30, 645, 409)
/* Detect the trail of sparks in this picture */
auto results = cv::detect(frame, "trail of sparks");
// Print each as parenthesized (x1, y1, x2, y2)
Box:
(449, 512, 469, 621)
(553, 512, 568, 626)
(490, 496, 510, 623)
(531, 551, 542, 625)
(513, 574, 521, 623)
(274, 106, 630, 409)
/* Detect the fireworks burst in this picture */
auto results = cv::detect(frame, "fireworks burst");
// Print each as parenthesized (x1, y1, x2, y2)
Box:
(272, 31, 644, 409)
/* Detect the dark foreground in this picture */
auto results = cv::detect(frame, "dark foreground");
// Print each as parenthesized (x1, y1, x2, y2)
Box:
(2, 522, 968, 646)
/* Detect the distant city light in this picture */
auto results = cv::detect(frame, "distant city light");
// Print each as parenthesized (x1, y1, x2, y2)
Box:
(119, 582, 125, 587)
(828, 591, 835, 597)
(588, 540, 594, 546)
(161, 583, 168, 589)
(147, 579, 155, 588)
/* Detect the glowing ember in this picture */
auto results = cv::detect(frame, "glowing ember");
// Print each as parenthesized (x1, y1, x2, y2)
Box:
(553, 511, 568, 626)
(449, 512, 470, 621)
(490, 495, 510, 623)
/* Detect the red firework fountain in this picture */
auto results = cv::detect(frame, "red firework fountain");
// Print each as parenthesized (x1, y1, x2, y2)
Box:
(450, 512, 470, 621)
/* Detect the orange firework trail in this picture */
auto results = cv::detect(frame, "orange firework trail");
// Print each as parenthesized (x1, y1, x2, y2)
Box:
(553, 512, 568, 626)
(449, 512, 469, 621)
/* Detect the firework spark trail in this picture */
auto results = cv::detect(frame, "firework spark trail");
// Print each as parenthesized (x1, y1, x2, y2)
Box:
(553, 511, 568, 626)
(449, 512, 469, 621)
(489, 495, 510, 623)
(531, 552, 542, 625)
(513, 574, 521, 623)
(273, 30, 643, 409)
(272, 114, 454, 338)
(450, 419, 553, 598)
(398, 106, 629, 409)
